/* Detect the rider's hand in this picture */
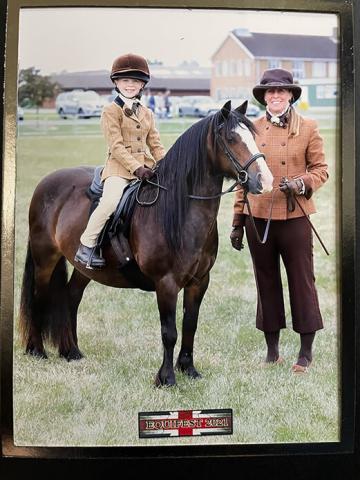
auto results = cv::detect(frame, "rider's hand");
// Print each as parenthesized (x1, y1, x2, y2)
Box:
(134, 165, 154, 180)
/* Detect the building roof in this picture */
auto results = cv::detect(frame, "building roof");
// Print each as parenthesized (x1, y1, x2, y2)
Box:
(51, 64, 211, 92)
(51, 70, 113, 90)
(231, 30, 338, 60)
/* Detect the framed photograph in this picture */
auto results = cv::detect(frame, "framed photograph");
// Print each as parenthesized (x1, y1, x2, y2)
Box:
(1, 0, 359, 477)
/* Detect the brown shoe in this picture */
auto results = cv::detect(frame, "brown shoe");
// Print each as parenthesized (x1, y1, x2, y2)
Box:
(291, 360, 311, 374)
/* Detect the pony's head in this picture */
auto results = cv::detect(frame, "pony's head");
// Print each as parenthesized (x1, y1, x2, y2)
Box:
(212, 101, 273, 195)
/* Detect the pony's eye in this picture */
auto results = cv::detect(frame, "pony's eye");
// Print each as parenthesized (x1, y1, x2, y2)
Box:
(226, 134, 236, 143)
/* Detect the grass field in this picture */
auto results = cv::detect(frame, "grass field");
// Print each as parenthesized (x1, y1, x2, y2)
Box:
(12, 115, 339, 447)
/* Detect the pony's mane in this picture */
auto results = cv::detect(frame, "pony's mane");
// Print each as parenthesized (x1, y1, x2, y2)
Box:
(138, 107, 256, 253)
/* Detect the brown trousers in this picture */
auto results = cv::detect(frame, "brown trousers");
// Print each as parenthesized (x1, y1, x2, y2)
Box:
(245, 216, 323, 334)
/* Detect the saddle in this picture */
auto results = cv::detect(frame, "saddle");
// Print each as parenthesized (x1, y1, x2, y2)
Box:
(86, 166, 141, 268)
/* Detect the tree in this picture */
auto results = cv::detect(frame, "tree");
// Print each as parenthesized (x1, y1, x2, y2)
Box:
(18, 67, 60, 112)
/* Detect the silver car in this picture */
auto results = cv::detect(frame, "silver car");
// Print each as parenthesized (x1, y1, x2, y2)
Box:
(178, 96, 221, 118)
(56, 90, 104, 118)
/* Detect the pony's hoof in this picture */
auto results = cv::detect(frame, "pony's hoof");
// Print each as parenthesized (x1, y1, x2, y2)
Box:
(154, 371, 176, 387)
(186, 367, 202, 379)
(60, 347, 84, 361)
(25, 347, 48, 359)
(176, 360, 201, 379)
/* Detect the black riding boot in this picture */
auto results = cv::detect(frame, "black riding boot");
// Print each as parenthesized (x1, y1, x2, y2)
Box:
(74, 243, 105, 269)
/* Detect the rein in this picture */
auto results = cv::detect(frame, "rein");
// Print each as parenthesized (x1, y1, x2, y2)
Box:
(135, 119, 274, 245)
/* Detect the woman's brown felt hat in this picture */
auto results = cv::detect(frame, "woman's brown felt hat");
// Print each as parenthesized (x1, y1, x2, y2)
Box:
(253, 68, 302, 106)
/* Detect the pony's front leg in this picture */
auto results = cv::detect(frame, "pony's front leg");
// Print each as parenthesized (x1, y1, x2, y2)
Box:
(155, 277, 179, 387)
(176, 273, 210, 379)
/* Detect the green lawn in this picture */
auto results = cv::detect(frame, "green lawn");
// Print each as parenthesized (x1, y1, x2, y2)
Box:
(12, 116, 339, 447)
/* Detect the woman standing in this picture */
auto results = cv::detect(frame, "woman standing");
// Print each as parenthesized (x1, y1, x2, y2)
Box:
(230, 68, 328, 373)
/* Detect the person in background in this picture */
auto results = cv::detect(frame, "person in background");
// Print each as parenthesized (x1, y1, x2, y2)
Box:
(164, 89, 172, 118)
(75, 53, 165, 269)
(230, 68, 328, 373)
(147, 90, 156, 113)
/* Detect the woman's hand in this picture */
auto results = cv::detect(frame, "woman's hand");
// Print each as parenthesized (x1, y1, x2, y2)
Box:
(230, 226, 244, 251)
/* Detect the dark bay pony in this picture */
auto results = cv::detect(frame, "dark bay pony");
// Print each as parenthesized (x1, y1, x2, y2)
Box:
(19, 101, 273, 386)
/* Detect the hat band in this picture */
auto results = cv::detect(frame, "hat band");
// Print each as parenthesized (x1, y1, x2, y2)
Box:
(260, 81, 297, 87)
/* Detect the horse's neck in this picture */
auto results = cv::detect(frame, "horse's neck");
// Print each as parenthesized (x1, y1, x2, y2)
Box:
(191, 171, 223, 198)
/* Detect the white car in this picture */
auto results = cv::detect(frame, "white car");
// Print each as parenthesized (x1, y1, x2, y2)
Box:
(56, 90, 104, 118)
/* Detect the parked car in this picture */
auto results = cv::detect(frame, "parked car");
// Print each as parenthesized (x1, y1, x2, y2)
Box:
(100, 93, 117, 106)
(55, 90, 104, 118)
(178, 96, 221, 118)
(226, 98, 261, 117)
(245, 103, 260, 117)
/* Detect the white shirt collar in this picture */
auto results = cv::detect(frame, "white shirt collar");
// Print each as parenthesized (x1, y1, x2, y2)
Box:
(118, 92, 142, 109)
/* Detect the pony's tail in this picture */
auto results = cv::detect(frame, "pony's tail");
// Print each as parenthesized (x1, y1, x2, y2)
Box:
(19, 241, 36, 347)
(19, 241, 73, 355)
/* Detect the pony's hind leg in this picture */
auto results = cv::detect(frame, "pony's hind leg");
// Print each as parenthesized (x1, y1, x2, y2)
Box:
(20, 239, 79, 361)
(65, 268, 91, 360)
(176, 273, 210, 379)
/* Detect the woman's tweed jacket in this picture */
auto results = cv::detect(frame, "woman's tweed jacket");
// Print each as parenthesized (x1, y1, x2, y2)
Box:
(233, 114, 328, 220)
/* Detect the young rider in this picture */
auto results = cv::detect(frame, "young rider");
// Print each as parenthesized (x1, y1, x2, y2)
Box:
(75, 53, 166, 269)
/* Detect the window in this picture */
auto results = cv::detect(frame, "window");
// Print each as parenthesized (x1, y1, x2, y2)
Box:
(329, 62, 337, 78)
(237, 59, 243, 75)
(316, 84, 337, 99)
(292, 60, 305, 79)
(268, 59, 281, 69)
(222, 60, 228, 76)
(230, 60, 237, 76)
(244, 59, 251, 76)
(215, 61, 222, 77)
(312, 62, 327, 77)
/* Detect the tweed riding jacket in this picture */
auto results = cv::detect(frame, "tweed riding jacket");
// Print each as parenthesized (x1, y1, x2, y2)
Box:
(100, 100, 165, 181)
(233, 114, 328, 221)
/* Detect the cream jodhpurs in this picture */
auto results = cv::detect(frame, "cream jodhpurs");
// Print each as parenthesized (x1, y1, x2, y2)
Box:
(80, 176, 129, 247)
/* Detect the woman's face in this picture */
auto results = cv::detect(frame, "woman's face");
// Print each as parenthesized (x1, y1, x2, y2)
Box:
(115, 78, 145, 98)
(264, 88, 293, 115)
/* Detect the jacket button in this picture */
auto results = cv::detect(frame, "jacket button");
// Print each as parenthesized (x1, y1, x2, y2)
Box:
(281, 142, 286, 146)
(136, 125, 140, 129)
(281, 161, 286, 165)
(137, 137, 141, 141)
(261, 143, 266, 147)
(137, 148, 141, 152)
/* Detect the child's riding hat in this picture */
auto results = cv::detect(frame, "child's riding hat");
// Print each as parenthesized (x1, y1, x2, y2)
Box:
(253, 68, 302, 106)
(110, 53, 150, 84)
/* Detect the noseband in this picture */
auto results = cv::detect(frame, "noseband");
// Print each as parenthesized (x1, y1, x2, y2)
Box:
(215, 123, 265, 188)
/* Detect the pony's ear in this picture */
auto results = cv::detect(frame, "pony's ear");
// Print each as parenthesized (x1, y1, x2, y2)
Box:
(235, 100, 248, 115)
(221, 101, 232, 119)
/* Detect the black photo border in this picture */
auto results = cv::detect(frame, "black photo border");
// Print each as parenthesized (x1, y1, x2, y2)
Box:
(1, 0, 359, 478)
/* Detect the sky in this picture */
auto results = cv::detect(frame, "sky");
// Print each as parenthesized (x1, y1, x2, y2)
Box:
(18, 8, 338, 75)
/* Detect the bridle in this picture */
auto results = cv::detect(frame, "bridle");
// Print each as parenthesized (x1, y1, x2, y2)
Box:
(188, 122, 266, 200)
(136, 119, 274, 245)
(214, 123, 265, 186)
(200, 121, 274, 245)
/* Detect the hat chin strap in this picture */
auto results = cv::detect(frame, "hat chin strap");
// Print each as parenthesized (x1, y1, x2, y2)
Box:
(115, 85, 145, 100)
